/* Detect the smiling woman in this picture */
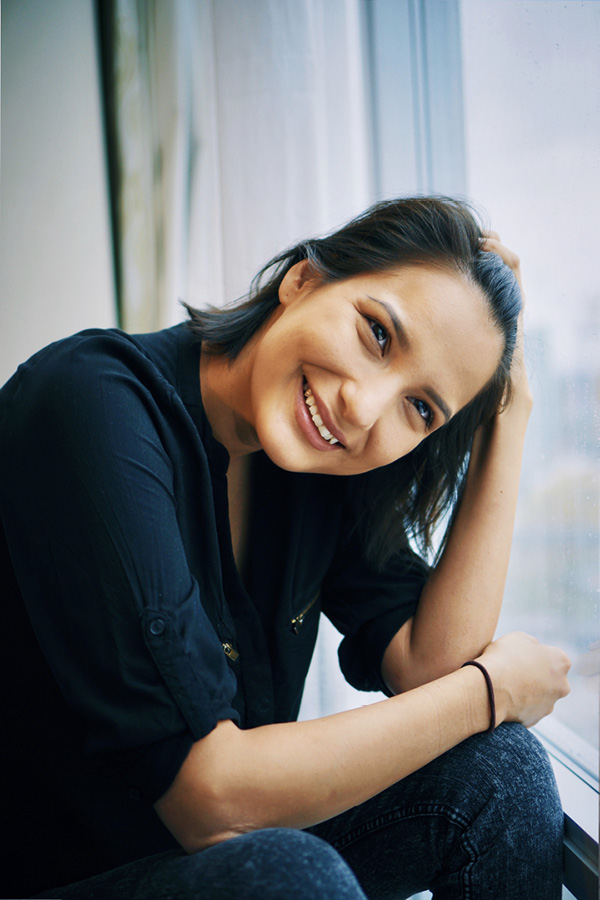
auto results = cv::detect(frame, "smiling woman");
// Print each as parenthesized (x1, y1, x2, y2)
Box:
(190, 197, 515, 565)
(1, 196, 571, 900)
(241, 262, 501, 467)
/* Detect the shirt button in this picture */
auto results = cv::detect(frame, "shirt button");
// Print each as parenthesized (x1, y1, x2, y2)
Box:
(255, 700, 271, 718)
(149, 618, 166, 636)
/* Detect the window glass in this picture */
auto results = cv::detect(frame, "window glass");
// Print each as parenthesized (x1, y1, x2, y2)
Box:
(460, 0, 599, 759)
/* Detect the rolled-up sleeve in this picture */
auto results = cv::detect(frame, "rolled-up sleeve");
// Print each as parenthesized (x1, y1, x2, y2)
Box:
(320, 517, 430, 695)
(0, 331, 239, 801)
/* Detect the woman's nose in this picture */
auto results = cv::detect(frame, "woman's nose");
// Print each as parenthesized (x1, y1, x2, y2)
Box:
(339, 377, 396, 432)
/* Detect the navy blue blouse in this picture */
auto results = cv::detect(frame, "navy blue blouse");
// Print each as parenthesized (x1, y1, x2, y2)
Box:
(0, 324, 428, 895)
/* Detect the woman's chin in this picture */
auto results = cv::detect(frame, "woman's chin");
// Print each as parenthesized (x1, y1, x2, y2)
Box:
(257, 430, 337, 474)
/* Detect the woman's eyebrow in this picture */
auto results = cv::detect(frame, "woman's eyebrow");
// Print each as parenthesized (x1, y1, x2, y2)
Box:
(368, 296, 453, 423)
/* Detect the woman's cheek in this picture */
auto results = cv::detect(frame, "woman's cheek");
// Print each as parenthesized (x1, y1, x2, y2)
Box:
(373, 424, 419, 468)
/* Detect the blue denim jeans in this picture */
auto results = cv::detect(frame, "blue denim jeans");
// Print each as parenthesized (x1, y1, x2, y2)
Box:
(33, 724, 563, 900)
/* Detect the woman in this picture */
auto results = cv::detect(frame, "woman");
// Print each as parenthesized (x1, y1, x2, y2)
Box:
(0, 197, 570, 899)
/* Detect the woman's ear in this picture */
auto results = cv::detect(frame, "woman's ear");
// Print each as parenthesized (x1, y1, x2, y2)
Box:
(279, 259, 316, 307)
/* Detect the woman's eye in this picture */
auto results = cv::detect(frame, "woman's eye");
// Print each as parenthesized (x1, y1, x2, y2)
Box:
(369, 319, 389, 355)
(410, 398, 434, 428)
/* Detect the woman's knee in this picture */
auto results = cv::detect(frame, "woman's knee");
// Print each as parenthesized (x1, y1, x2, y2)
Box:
(184, 828, 367, 900)
(455, 723, 563, 855)
(34, 831, 367, 900)
(484, 724, 561, 815)
(392, 722, 563, 854)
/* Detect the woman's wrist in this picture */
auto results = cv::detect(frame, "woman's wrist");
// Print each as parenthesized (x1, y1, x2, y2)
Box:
(473, 650, 511, 728)
(501, 382, 533, 420)
(488, 390, 532, 449)
(428, 665, 498, 738)
(467, 401, 529, 484)
(461, 661, 496, 732)
(458, 664, 497, 735)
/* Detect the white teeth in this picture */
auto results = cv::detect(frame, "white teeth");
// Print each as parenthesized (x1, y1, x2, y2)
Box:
(304, 385, 339, 445)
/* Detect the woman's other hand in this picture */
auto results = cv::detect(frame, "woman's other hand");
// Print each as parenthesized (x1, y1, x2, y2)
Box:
(478, 632, 571, 729)
(481, 231, 523, 294)
(481, 232, 532, 412)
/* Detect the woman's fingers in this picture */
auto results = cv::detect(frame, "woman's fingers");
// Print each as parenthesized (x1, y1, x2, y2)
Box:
(480, 234, 523, 292)
(480, 632, 571, 728)
(480, 232, 531, 408)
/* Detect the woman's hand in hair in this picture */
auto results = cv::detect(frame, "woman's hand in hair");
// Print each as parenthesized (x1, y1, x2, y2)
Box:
(481, 231, 523, 295)
(481, 232, 532, 415)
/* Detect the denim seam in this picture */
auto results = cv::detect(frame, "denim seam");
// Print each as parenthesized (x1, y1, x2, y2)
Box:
(329, 802, 477, 899)
(329, 802, 471, 852)
(457, 831, 478, 900)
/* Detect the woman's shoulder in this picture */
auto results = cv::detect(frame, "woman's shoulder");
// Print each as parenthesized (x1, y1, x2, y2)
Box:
(2, 325, 187, 401)
(15, 324, 184, 377)
(0, 325, 195, 450)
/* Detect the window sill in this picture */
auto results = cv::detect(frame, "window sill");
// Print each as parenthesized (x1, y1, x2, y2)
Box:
(534, 719, 599, 900)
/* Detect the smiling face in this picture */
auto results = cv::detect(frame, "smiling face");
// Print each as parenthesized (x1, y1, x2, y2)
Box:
(204, 261, 504, 474)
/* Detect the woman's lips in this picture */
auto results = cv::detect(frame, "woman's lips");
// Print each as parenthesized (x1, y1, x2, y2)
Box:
(295, 377, 345, 452)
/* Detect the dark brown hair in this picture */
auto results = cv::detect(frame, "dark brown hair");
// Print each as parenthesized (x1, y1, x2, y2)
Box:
(185, 197, 522, 566)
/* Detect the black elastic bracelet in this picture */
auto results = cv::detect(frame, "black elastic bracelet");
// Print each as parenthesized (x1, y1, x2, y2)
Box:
(461, 660, 496, 733)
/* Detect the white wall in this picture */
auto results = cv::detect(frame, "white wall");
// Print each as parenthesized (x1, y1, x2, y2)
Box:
(1, 0, 116, 387)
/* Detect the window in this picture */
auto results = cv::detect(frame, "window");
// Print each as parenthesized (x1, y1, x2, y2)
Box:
(459, 5, 599, 895)
(460, 0, 599, 763)
(303, 2, 599, 895)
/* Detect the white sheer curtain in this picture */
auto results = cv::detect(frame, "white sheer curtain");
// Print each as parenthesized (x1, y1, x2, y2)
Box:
(106, 0, 195, 332)
(185, 0, 374, 314)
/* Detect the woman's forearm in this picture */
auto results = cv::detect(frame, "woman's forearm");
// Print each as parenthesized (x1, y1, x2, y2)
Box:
(154, 664, 491, 852)
(155, 626, 569, 855)
(383, 394, 532, 693)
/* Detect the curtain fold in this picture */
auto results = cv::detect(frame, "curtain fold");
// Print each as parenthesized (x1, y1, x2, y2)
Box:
(186, 0, 376, 313)
(99, 0, 195, 332)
